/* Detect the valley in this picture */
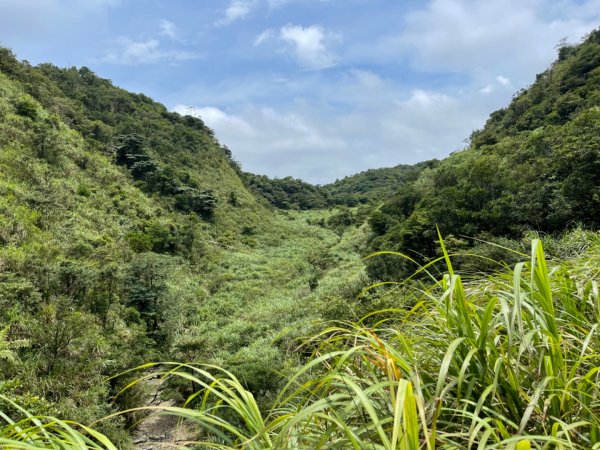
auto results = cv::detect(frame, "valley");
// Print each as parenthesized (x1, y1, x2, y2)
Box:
(0, 27, 599, 450)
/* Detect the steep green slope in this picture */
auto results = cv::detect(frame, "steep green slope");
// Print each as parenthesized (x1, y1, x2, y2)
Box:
(0, 50, 264, 237)
(0, 48, 371, 444)
(367, 29, 600, 280)
(0, 66, 164, 435)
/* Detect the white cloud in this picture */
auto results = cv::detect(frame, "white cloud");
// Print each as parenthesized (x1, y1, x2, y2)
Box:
(254, 29, 274, 46)
(254, 23, 339, 70)
(479, 75, 513, 94)
(496, 75, 510, 86)
(349, 69, 385, 89)
(278, 24, 338, 70)
(173, 105, 256, 136)
(172, 102, 349, 181)
(170, 72, 504, 183)
(403, 89, 453, 108)
(159, 19, 179, 40)
(216, 0, 257, 26)
(102, 38, 197, 65)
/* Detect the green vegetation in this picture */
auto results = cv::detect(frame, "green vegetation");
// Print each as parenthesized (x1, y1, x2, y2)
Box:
(244, 161, 437, 210)
(243, 173, 328, 210)
(0, 46, 368, 445)
(6, 232, 595, 449)
(367, 30, 600, 280)
(321, 161, 438, 207)
(0, 44, 374, 445)
(0, 28, 599, 450)
(124, 233, 600, 449)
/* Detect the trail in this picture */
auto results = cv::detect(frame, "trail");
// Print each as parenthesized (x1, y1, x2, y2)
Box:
(132, 376, 197, 450)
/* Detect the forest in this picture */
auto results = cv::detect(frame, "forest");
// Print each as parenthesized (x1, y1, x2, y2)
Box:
(0, 27, 599, 450)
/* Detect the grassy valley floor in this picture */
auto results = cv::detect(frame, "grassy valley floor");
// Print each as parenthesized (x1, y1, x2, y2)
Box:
(175, 208, 371, 398)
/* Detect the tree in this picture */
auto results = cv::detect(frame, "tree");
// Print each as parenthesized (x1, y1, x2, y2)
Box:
(124, 253, 173, 342)
(174, 187, 218, 218)
(115, 134, 158, 178)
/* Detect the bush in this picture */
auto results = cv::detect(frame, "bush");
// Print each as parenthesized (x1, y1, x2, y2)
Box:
(14, 95, 37, 119)
(174, 187, 217, 218)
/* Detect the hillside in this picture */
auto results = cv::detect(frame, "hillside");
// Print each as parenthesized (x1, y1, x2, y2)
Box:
(243, 160, 438, 210)
(0, 47, 248, 433)
(0, 48, 370, 445)
(366, 29, 600, 280)
(0, 27, 599, 450)
(320, 160, 439, 206)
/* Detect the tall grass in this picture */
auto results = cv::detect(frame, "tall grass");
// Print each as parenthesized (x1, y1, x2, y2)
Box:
(2, 235, 598, 449)
(104, 234, 599, 449)
(0, 395, 117, 449)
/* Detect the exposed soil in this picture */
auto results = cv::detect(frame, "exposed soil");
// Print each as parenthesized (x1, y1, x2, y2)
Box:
(132, 376, 197, 450)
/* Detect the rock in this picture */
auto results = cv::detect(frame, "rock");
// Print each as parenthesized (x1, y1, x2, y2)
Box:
(149, 434, 167, 441)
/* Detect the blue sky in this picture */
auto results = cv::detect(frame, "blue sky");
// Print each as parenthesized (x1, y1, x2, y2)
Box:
(1, 0, 599, 183)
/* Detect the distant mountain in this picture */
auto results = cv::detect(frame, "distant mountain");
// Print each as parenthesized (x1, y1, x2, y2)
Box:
(320, 161, 438, 206)
(242, 172, 328, 209)
(243, 162, 438, 210)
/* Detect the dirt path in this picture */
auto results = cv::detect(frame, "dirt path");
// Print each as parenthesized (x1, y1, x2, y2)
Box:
(132, 376, 197, 450)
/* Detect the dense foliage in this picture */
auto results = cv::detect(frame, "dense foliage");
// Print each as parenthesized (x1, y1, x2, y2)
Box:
(244, 161, 437, 210)
(135, 233, 600, 449)
(366, 30, 600, 280)
(5, 232, 597, 449)
(243, 172, 328, 210)
(321, 161, 438, 206)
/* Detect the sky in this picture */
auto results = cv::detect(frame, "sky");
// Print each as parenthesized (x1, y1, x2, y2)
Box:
(1, 0, 599, 184)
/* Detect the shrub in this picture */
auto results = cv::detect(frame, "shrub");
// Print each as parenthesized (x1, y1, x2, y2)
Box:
(14, 95, 37, 119)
